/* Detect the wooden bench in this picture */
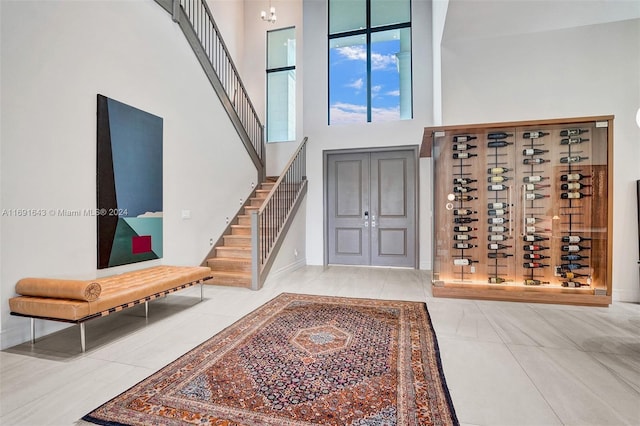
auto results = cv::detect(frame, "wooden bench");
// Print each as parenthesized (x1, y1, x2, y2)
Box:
(9, 265, 212, 352)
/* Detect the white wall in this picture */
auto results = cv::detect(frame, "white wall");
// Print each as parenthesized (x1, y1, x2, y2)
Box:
(0, 0, 258, 349)
(303, 0, 435, 267)
(441, 18, 640, 302)
(239, 0, 304, 177)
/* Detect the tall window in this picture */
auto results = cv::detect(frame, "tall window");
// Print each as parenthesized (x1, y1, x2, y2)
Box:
(267, 27, 296, 142)
(329, 0, 412, 125)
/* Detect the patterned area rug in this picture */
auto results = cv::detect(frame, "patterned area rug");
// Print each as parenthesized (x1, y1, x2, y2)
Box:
(83, 293, 458, 425)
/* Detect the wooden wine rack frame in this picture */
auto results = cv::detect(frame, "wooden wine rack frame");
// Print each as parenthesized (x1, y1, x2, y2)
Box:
(422, 116, 613, 306)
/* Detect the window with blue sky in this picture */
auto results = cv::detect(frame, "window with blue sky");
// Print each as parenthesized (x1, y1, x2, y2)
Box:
(267, 27, 296, 142)
(329, 0, 412, 125)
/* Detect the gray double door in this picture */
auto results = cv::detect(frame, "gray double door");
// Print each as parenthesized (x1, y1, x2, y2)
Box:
(327, 149, 416, 267)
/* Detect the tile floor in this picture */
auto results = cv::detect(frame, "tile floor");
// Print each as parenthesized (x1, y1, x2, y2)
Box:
(1, 265, 639, 425)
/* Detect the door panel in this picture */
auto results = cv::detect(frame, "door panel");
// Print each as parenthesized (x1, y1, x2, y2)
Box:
(371, 151, 415, 267)
(328, 153, 370, 265)
(327, 149, 415, 267)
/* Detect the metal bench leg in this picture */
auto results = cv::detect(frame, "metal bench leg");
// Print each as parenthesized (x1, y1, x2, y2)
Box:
(145, 301, 149, 318)
(200, 281, 204, 301)
(80, 323, 86, 353)
(31, 318, 35, 344)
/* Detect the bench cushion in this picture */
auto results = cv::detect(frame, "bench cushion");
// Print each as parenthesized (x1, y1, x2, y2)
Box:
(16, 278, 101, 301)
(9, 265, 212, 321)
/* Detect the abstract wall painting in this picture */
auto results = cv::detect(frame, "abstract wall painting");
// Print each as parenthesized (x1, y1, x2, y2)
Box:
(97, 94, 163, 269)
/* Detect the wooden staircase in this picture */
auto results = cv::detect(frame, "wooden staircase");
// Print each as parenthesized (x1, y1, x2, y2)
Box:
(205, 180, 275, 288)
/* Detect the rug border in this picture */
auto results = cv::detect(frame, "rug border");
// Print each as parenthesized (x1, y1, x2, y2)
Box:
(82, 292, 459, 425)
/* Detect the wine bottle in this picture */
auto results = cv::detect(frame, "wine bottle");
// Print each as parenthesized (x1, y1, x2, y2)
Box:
(522, 158, 547, 165)
(487, 167, 510, 174)
(524, 183, 550, 191)
(525, 193, 550, 200)
(560, 137, 589, 145)
(562, 281, 587, 288)
(488, 184, 508, 191)
(453, 135, 477, 142)
(453, 178, 478, 185)
(454, 195, 478, 201)
(560, 155, 588, 164)
(560, 128, 588, 137)
(488, 252, 513, 259)
(560, 182, 591, 190)
(453, 209, 477, 215)
(562, 245, 589, 252)
(524, 279, 550, 285)
(560, 271, 588, 279)
(454, 186, 477, 193)
(453, 258, 478, 266)
(453, 234, 476, 241)
(561, 192, 591, 199)
(523, 253, 550, 260)
(561, 254, 589, 261)
(488, 132, 513, 139)
(453, 143, 477, 151)
(525, 217, 543, 225)
(523, 148, 549, 156)
(488, 277, 511, 284)
(560, 173, 591, 181)
(561, 235, 592, 243)
(453, 153, 478, 159)
(488, 243, 511, 250)
(523, 234, 549, 242)
(453, 243, 477, 249)
(487, 217, 508, 224)
(523, 262, 548, 268)
(487, 176, 509, 183)
(487, 140, 513, 148)
(488, 234, 509, 241)
(522, 131, 549, 139)
(488, 226, 507, 233)
(453, 225, 477, 232)
(522, 175, 547, 183)
(487, 202, 512, 209)
(525, 226, 550, 234)
(454, 217, 479, 224)
(523, 244, 549, 251)
(561, 263, 589, 270)
(488, 209, 507, 216)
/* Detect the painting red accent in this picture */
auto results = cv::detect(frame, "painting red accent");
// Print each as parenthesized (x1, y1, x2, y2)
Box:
(132, 235, 152, 254)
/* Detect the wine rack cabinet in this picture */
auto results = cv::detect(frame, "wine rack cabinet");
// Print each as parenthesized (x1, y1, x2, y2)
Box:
(422, 116, 613, 306)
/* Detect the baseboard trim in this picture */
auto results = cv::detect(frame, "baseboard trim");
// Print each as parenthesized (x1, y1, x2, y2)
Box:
(264, 258, 307, 284)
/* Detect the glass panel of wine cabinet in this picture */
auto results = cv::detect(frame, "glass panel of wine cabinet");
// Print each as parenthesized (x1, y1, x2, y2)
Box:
(426, 116, 613, 306)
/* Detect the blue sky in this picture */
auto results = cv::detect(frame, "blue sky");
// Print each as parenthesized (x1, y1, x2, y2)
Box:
(329, 38, 401, 124)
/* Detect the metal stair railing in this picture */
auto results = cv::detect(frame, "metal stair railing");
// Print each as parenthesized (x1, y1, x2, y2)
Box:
(156, 0, 265, 179)
(251, 137, 308, 290)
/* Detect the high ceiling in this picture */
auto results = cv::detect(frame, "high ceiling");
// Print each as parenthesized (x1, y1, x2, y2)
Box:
(442, 0, 640, 43)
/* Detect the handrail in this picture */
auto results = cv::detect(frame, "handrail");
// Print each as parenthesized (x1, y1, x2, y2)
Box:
(176, 0, 265, 165)
(251, 137, 308, 290)
(258, 137, 308, 215)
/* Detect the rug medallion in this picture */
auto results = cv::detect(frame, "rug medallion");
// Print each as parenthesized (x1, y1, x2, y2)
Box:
(83, 293, 458, 425)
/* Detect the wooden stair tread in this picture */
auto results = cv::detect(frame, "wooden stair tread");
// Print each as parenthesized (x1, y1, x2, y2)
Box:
(208, 256, 250, 263)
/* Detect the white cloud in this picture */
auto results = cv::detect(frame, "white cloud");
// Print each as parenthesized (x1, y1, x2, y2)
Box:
(371, 105, 400, 122)
(330, 102, 400, 124)
(337, 45, 366, 61)
(138, 211, 163, 218)
(330, 102, 367, 125)
(347, 78, 364, 90)
(386, 90, 400, 97)
(336, 46, 397, 71)
(371, 52, 397, 70)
